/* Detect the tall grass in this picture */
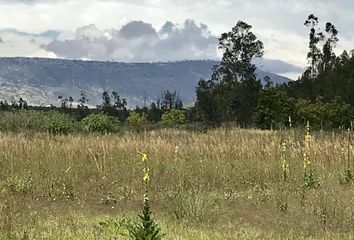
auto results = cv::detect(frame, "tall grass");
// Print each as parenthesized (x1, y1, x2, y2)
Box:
(0, 127, 353, 239)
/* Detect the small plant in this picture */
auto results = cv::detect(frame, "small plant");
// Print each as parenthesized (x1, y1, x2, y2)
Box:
(49, 176, 75, 201)
(278, 141, 289, 213)
(165, 181, 215, 222)
(281, 142, 289, 182)
(340, 128, 353, 185)
(100, 192, 117, 205)
(341, 168, 353, 185)
(82, 113, 120, 133)
(249, 182, 272, 205)
(100, 152, 163, 239)
(276, 197, 288, 213)
(302, 121, 319, 189)
(7, 174, 32, 195)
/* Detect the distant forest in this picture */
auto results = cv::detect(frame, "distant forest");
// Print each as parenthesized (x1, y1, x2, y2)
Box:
(0, 14, 353, 132)
(195, 14, 354, 129)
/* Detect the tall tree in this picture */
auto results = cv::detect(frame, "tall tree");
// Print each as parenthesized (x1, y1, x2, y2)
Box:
(102, 91, 111, 108)
(321, 22, 338, 72)
(78, 90, 89, 108)
(214, 21, 264, 83)
(161, 90, 182, 110)
(304, 14, 323, 78)
(68, 96, 74, 108)
(196, 20, 263, 125)
(110, 91, 128, 121)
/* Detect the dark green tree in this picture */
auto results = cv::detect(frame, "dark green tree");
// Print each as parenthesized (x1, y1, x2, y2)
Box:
(68, 96, 74, 108)
(255, 88, 295, 129)
(195, 79, 220, 125)
(321, 22, 338, 72)
(304, 14, 323, 79)
(147, 102, 162, 123)
(160, 90, 183, 110)
(78, 90, 89, 109)
(102, 91, 111, 109)
(196, 20, 264, 125)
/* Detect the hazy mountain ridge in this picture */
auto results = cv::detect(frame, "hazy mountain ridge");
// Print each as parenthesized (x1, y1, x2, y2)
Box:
(0, 57, 292, 107)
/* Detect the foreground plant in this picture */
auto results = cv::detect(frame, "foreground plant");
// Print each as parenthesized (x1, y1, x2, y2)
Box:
(100, 152, 163, 240)
(302, 121, 318, 189)
(341, 128, 353, 185)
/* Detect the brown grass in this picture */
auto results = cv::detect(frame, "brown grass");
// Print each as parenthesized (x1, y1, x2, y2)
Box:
(0, 127, 353, 239)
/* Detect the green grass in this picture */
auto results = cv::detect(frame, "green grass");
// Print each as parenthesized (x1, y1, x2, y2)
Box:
(3, 212, 354, 239)
(0, 127, 353, 239)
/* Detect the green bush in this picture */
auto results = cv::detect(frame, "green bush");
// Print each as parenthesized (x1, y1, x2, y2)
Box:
(127, 112, 148, 129)
(45, 111, 76, 134)
(82, 113, 120, 133)
(161, 109, 186, 127)
(0, 110, 46, 132)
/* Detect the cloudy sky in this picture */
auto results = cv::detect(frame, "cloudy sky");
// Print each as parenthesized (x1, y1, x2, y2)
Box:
(0, 0, 353, 79)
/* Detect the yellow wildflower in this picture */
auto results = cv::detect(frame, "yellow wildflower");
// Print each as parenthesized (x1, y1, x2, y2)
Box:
(144, 193, 149, 201)
(282, 160, 289, 174)
(143, 167, 150, 183)
(303, 152, 311, 170)
(141, 153, 148, 162)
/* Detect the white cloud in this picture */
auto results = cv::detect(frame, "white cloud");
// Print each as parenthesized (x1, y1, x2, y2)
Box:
(0, 29, 56, 58)
(0, 0, 352, 79)
(42, 20, 219, 62)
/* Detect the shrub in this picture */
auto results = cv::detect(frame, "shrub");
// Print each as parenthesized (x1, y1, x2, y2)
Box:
(82, 113, 119, 133)
(0, 110, 46, 132)
(161, 109, 186, 127)
(45, 111, 75, 134)
(127, 112, 148, 130)
(7, 175, 32, 195)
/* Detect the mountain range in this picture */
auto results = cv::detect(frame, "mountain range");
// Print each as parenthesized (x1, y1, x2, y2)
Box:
(0, 57, 292, 107)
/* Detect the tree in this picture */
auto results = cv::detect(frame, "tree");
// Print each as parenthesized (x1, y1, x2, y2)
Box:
(214, 21, 264, 83)
(304, 15, 338, 76)
(102, 91, 111, 109)
(255, 88, 295, 129)
(321, 22, 338, 72)
(147, 102, 162, 123)
(264, 75, 273, 89)
(160, 90, 181, 110)
(78, 90, 89, 108)
(18, 98, 28, 109)
(111, 91, 128, 121)
(289, 16, 340, 102)
(196, 21, 264, 125)
(61, 97, 69, 108)
(68, 96, 74, 108)
(304, 14, 323, 78)
(195, 79, 220, 125)
(0, 100, 9, 111)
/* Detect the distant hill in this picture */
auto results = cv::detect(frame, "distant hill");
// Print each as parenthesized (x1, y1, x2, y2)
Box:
(0, 57, 292, 107)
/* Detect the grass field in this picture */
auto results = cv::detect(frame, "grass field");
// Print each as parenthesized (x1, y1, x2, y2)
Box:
(0, 127, 354, 239)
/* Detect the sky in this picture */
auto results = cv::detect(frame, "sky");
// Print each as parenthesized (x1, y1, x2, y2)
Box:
(0, 0, 353, 79)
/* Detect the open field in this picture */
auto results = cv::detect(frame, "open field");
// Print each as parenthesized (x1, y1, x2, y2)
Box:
(0, 127, 354, 239)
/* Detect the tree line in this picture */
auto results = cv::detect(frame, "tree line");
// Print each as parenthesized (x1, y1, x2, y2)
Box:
(0, 89, 187, 133)
(0, 14, 353, 131)
(194, 14, 354, 129)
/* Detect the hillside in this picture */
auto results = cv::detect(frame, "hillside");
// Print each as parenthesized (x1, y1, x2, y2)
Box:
(0, 57, 292, 107)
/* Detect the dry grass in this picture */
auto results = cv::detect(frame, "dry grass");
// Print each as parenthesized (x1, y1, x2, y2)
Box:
(0, 127, 353, 239)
